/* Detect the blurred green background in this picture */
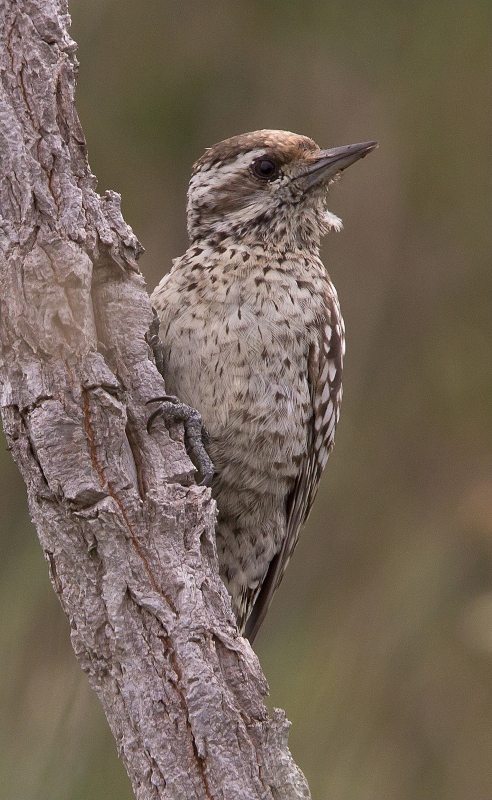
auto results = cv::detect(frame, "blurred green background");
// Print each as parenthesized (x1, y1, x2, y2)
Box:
(1, 2, 491, 798)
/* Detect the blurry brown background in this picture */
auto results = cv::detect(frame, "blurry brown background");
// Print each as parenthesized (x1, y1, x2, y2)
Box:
(1, 2, 490, 798)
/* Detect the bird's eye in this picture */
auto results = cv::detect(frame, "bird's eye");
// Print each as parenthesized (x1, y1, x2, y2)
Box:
(251, 157, 280, 181)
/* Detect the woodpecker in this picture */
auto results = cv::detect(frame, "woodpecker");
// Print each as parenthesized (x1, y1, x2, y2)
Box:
(150, 130, 377, 642)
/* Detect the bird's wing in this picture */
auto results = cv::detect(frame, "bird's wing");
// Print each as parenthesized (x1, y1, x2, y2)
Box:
(244, 285, 344, 642)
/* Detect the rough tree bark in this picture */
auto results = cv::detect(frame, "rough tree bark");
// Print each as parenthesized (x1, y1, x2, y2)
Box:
(0, 2, 311, 799)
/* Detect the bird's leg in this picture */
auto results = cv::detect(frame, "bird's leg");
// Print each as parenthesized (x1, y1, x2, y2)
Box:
(145, 308, 165, 378)
(145, 310, 215, 487)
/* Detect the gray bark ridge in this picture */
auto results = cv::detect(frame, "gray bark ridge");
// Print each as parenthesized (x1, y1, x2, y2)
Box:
(0, 2, 311, 798)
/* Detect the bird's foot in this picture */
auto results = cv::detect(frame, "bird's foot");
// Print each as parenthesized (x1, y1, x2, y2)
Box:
(145, 310, 214, 485)
(147, 396, 215, 487)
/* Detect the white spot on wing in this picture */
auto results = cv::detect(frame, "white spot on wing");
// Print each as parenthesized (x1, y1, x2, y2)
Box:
(325, 415, 336, 439)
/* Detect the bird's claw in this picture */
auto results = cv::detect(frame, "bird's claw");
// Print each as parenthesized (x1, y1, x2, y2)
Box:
(146, 395, 215, 487)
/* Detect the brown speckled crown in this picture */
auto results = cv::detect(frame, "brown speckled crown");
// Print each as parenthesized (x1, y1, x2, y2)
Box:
(192, 129, 320, 172)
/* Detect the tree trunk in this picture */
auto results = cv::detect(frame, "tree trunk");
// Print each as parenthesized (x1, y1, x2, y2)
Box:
(0, 2, 311, 798)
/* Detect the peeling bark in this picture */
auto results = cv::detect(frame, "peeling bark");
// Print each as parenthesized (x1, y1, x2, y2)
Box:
(0, 2, 311, 798)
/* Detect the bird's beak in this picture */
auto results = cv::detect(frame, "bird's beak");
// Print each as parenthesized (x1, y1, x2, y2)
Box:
(295, 140, 379, 190)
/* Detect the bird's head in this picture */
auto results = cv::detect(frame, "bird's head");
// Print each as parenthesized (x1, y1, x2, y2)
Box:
(186, 130, 377, 250)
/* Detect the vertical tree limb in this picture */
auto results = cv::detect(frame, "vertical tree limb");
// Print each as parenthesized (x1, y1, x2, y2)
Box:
(0, 2, 311, 798)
